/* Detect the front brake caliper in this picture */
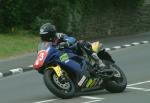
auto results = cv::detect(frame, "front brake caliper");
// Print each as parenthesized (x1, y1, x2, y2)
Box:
(49, 65, 62, 77)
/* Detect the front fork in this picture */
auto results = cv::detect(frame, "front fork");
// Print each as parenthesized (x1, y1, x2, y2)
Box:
(48, 65, 62, 77)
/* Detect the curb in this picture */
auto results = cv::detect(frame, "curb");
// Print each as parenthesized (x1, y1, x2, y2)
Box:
(105, 41, 149, 51)
(0, 65, 33, 78)
(0, 40, 149, 79)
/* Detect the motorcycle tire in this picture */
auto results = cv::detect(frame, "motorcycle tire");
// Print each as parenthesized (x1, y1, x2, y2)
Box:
(43, 69, 76, 99)
(103, 60, 127, 93)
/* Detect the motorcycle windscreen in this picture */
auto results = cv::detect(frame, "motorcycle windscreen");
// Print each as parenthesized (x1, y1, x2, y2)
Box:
(37, 42, 52, 52)
(33, 42, 52, 70)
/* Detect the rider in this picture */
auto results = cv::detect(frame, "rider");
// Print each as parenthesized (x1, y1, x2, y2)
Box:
(39, 23, 106, 72)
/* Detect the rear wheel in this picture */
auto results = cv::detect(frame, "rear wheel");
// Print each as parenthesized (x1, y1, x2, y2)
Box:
(103, 61, 127, 93)
(43, 69, 76, 99)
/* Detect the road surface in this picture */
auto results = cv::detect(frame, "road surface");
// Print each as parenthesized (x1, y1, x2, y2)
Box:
(0, 33, 150, 103)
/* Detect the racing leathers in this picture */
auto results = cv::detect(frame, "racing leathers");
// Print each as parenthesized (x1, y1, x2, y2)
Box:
(52, 33, 105, 69)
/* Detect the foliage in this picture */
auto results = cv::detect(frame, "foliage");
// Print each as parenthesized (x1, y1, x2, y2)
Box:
(0, 0, 147, 38)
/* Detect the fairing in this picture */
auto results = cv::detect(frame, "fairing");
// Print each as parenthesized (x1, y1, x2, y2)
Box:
(33, 42, 52, 70)
(33, 41, 89, 83)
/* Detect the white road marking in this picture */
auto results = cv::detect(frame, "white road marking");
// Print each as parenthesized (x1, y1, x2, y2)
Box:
(81, 96, 104, 103)
(132, 42, 140, 45)
(141, 41, 149, 44)
(33, 96, 104, 103)
(127, 87, 147, 91)
(28, 65, 33, 67)
(127, 80, 150, 92)
(105, 48, 111, 51)
(81, 99, 102, 103)
(9, 68, 23, 74)
(144, 89, 150, 91)
(127, 86, 150, 92)
(127, 80, 150, 86)
(123, 44, 131, 47)
(0, 72, 3, 77)
(113, 46, 121, 49)
(81, 96, 104, 100)
(33, 99, 58, 103)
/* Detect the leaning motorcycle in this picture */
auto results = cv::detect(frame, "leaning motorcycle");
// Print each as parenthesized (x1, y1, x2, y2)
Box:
(33, 41, 127, 99)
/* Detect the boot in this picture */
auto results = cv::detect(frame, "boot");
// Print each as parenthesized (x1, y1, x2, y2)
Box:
(91, 53, 105, 68)
(91, 53, 107, 75)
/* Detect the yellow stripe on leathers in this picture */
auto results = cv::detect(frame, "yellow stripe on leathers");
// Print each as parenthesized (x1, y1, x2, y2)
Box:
(48, 65, 62, 77)
(91, 41, 101, 53)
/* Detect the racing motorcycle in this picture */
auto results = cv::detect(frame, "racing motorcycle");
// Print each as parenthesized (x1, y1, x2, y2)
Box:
(33, 40, 127, 99)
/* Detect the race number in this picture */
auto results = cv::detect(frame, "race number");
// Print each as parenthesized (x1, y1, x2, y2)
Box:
(33, 50, 48, 70)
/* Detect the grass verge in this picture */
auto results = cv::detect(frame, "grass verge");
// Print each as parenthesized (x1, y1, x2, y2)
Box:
(0, 31, 39, 59)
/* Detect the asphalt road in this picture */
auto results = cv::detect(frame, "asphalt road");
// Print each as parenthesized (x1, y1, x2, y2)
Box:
(0, 33, 150, 103)
(0, 32, 150, 72)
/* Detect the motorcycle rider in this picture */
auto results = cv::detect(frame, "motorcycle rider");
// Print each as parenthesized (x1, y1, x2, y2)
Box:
(39, 23, 106, 73)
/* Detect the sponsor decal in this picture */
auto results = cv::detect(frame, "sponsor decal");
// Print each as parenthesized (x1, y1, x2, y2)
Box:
(60, 53, 69, 62)
(78, 75, 86, 86)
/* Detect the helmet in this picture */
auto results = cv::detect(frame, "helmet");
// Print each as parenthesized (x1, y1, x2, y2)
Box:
(40, 23, 56, 41)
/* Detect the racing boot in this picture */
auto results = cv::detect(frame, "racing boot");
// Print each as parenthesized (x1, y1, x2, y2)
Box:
(91, 53, 106, 74)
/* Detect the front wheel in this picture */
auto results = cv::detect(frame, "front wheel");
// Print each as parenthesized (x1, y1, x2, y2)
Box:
(43, 69, 76, 99)
(103, 61, 127, 93)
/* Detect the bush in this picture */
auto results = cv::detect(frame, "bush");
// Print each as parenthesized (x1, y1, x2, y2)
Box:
(0, 0, 147, 39)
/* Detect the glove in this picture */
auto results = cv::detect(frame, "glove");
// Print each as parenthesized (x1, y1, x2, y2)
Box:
(57, 42, 69, 49)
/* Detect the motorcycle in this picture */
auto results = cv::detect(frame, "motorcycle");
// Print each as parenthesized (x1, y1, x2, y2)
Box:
(33, 41, 127, 99)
